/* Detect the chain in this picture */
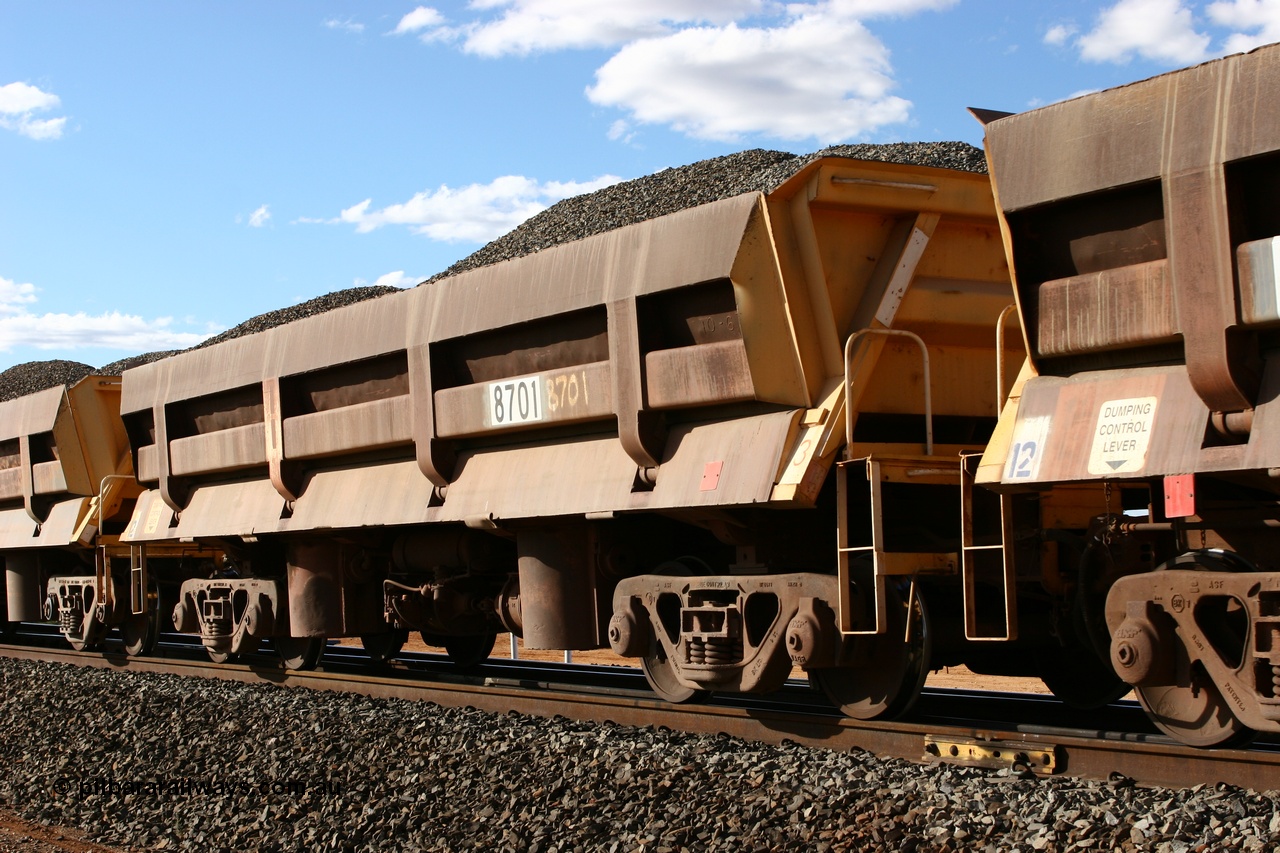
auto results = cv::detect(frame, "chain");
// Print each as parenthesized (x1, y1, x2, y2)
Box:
(1103, 481, 1114, 546)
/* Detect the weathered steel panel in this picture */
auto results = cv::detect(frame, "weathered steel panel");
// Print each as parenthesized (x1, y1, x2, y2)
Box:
(280, 460, 434, 532)
(1036, 260, 1178, 357)
(282, 396, 413, 459)
(645, 410, 799, 509)
(0, 499, 87, 549)
(0, 385, 63, 441)
(980, 48, 1280, 214)
(420, 194, 759, 344)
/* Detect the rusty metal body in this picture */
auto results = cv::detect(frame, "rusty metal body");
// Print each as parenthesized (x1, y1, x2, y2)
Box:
(0, 376, 216, 653)
(115, 153, 1017, 699)
(977, 43, 1280, 745)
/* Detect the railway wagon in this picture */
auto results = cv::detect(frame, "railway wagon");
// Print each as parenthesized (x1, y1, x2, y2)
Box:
(108, 152, 1017, 715)
(0, 375, 214, 653)
(976, 43, 1280, 746)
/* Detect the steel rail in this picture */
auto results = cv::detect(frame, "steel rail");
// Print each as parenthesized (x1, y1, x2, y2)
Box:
(1, 643, 1275, 792)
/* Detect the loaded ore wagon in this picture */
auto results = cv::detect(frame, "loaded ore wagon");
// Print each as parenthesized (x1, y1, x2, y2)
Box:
(976, 43, 1280, 745)
(104, 150, 1018, 717)
(0, 374, 214, 653)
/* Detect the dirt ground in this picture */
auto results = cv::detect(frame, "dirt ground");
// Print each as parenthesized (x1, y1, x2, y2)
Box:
(340, 633, 1056, 696)
(0, 811, 122, 853)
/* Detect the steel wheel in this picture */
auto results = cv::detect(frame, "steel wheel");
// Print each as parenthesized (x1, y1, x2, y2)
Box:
(206, 647, 239, 664)
(1135, 676, 1254, 747)
(276, 636, 325, 671)
(361, 629, 408, 664)
(641, 634, 708, 704)
(812, 582, 931, 720)
(441, 630, 496, 668)
(121, 584, 161, 657)
(1132, 551, 1256, 747)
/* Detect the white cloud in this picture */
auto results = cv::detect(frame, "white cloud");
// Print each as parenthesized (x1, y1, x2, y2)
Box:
(801, 0, 958, 15)
(0, 275, 214, 352)
(405, 1, 957, 143)
(607, 119, 635, 143)
(1044, 23, 1077, 45)
(248, 204, 271, 228)
(12, 116, 66, 140)
(354, 271, 420, 289)
(0, 82, 59, 114)
(334, 173, 623, 243)
(1077, 0, 1210, 64)
(1208, 0, 1280, 52)
(324, 17, 365, 34)
(0, 81, 67, 140)
(394, 6, 446, 35)
(456, 0, 764, 56)
(587, 8, 913, 143)
(0, 277, 38, 314)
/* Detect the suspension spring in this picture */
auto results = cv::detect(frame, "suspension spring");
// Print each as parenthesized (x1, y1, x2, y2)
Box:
(686, 636, 740, 665)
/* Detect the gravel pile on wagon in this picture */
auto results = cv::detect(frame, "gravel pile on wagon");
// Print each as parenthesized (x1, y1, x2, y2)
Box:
(0, 360, 94, 403)
(189, 285, 403, 352)
(1, 658, 1274, 852)
(0, 288, 403, 401)
(0, 142, 983, 398)
(429, 141, 985, 283)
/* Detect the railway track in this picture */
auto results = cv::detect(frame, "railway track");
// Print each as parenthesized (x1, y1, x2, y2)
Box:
(2, 637, 1275, 793)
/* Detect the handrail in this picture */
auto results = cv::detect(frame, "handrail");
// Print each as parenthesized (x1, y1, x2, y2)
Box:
(843, 329, 933, 455)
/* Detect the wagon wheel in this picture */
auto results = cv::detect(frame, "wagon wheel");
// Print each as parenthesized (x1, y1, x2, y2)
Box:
(440, 630, 497, 669)
(67, 635, 104, 653)
(361, 629, 408, 664)
(641, 631, 708, 704)
(812, 582, 931, 720)
(66, 614, 106, 652)
(121, 584, 162, 657)
(1131, 551, 1256, 748)
(277, 636, 326, 671)
(206, 647, 239, 665)
(638, 557, 712, 704)
(63, 584, 105, 652)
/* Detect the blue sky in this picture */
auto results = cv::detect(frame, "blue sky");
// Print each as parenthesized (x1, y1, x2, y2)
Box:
(2, 0, 1278, 371)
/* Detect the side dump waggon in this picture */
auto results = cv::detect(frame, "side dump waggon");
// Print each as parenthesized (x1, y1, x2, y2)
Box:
(0, 375, 213, 653)
(112, 153, 1019, 715)
(977, 43, 1280, 745)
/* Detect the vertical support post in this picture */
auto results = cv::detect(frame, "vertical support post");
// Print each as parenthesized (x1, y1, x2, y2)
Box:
(130, 545, 149, 616)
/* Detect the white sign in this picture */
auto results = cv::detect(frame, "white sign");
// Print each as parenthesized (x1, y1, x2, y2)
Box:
(488, 375, 544, 427)
(1087, 396, 1157, 475)
(1004, 414, 1051, 481)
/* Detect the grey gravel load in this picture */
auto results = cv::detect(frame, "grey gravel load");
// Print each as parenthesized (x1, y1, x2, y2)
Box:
(3, 142, 984, 399)
(190, 285, 404, 352)
(0, 289, 402, 400)
(0, 657, 1274, 853)
(96, 351, 182, 377)
(0, 360, 94, 403)
(428, 142, 986, 283)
